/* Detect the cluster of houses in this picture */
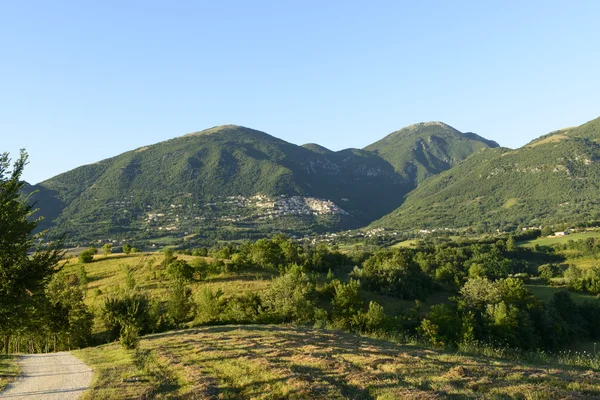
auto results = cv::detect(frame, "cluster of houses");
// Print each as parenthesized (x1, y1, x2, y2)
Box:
(141, 193, 349, 233)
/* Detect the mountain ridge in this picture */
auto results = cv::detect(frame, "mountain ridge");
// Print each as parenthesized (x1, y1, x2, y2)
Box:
(26, 121, 496, 243)
(371, 115, 600, 231)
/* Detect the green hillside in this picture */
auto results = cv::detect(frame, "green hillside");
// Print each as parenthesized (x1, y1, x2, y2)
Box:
(371, 116, 600, 231)
(364, 121, 499, 185)
(27, 123, 496, 244)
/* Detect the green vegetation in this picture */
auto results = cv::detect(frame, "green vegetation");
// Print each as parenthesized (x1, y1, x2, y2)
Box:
(0, 151, 64, 354)
(25, 123, 496, 245)
(0, 355, 19, 391)
(372, 116, 600, 231)
(526, 285, 600, 304)
(520, 231, 600, 247)
(75, 325, 600, 399)
(365, 121, 498, 184)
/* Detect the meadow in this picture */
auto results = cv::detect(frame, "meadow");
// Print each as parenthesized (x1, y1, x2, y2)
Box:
(519, 231, 600, 247)
(74, 325, 600, 400)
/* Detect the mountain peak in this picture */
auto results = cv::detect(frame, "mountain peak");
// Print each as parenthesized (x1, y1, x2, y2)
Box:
(404, 121, 456, 131)
(184, 124, 247, 137)
(302, 143, 333, 154)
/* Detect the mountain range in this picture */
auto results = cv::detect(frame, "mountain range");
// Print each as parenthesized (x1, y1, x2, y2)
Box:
(26, 116, 600, 244)
(371, 116, 600, 231)
(24, 122, 497, 243)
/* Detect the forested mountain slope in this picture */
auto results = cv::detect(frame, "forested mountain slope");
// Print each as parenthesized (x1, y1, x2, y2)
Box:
(24, 123, 495, 242)
(371, 116, 600, 231)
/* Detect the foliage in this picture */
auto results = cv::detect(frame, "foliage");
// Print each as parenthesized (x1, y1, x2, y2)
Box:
(78, 249, 95, 263)
(166, 259, 194, 282)
(354, 248, 434, 299)
(0, 151, 63, 350)
(261, 264, 316, 323)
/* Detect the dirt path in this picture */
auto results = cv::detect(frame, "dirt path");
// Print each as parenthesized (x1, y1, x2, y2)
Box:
(0, 352, 92, 399)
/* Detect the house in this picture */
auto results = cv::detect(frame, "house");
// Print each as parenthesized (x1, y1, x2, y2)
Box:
(554, 231, 567, 237)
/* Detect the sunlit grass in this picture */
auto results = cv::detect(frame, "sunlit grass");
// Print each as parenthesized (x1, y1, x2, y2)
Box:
(526, 284, 600, 304)
(0, 355, 19, 391)
(75, 325, 600, 399)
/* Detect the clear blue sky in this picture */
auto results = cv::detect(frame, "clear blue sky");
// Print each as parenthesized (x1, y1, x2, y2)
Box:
(2, 1, 599, 184)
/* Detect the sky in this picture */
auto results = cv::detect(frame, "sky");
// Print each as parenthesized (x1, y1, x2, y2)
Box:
(1, 1, 599, 184)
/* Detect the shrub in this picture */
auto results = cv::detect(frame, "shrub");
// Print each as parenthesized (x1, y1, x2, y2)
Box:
(167, 260, 194, 282)
(261, 264, 316, 323)
(120, 324, 140, 350)
(195, 288, 225, 324)
(78, 250, 94, 264)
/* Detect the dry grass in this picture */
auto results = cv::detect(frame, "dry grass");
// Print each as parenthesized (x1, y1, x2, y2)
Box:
(528, 134, 570, 148)
(74, 325, 600, 399)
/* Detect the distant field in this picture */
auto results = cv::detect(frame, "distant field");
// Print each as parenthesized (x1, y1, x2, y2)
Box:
(391, 239, 417, 248)
(0, 355, 19, 391)
(520, 231, 600, 247)
(74, 325, 600, 399)
(526, 284, 600, 304)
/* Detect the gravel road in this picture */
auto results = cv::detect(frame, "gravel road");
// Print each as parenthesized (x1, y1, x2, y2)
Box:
(0, 352, 92, 399)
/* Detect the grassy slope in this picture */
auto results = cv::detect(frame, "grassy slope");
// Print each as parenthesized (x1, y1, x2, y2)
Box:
(526, 285, 600, 304)
(0, 355, 19, 391)
(520, 231, 600, 247)
(74, 325, 600, 400)
(63, 252, 447, 335)
(61, 253, 274, 326)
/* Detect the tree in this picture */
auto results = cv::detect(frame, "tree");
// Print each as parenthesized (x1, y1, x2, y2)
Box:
(78, 250, 94, 263)
(101, 243, 112, 257)
(122, 243, 132, 255)
(167, 279, 194, 327)
(166, 259, 194, 282)
(0, 151, 62, 353)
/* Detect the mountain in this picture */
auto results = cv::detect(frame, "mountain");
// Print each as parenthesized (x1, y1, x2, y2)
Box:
(364, 121, 499, 185)
(301, 143, 333, 154)
(371, 116, 600, 231)
(28, 123, 496, 244)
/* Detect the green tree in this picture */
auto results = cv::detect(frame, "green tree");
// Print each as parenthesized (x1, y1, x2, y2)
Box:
(122, 243, 132, 255)
(0, 151, 62, 353)
(101, 243, 112, 257)
(166, 259, 194, 282)
(78, 250, 94, 264)
(46, 273, 93, 349)
(167, 279, 194, 327)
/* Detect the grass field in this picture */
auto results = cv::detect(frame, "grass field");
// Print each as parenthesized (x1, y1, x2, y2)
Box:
(391, 239, 417, 248)
(61, 252, 275, 310)
(0, 355, 19, 391)
(526, 284, 600, 304)
(520, 231, 600, 247)
(74, 325, 600, 399)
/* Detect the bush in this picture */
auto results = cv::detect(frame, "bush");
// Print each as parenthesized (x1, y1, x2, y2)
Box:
(261, 264, 316, 323)
(78, 250, 94, 264)
(167, 279, 194, 326)
(120, 324, 140, 350)
(167, 260, 194, 282)
(101, 293, 152, 341)
(194, 288, 224, 324)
